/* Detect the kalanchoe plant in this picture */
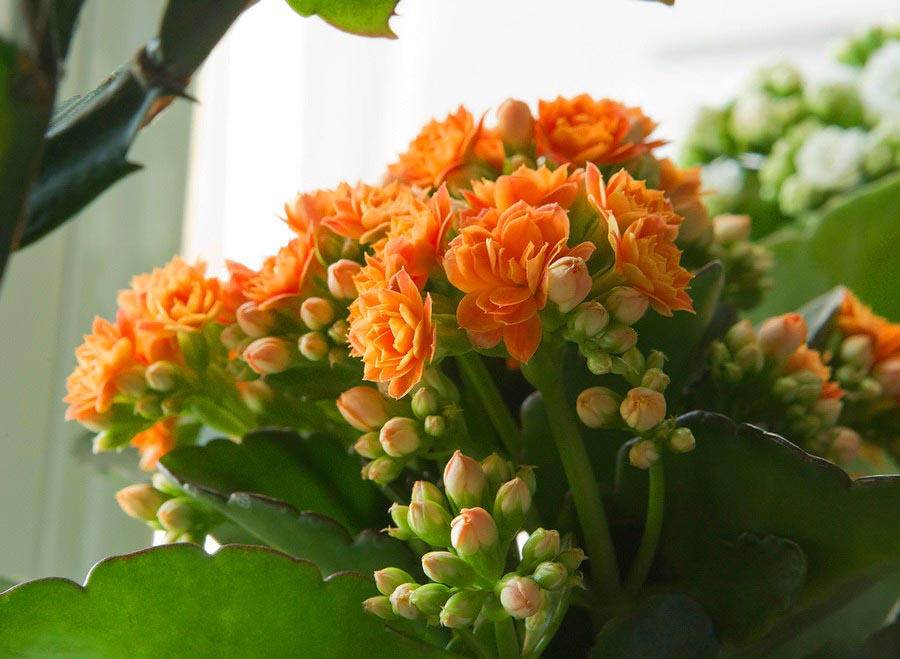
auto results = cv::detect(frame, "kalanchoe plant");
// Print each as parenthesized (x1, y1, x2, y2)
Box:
(3, 91, 900, 658)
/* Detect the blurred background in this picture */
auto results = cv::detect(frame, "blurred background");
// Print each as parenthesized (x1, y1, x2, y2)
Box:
(0, 0, 896, 583)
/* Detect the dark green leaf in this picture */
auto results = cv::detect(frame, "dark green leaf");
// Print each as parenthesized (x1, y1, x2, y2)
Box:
(591, 594, 718, 658)
(159, 428, 386, 534)
(285, 0, 400, 38)
(794, 286, 847, 351)
(0, 544, 451, 657)
(851, 611, 900, 659)
(157, 0, 248, 80)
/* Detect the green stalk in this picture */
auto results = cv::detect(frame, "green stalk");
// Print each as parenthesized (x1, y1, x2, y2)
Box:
(453, 627, 496, 659)
(457, 352, 521, 458)
(522, 347, 620, 601)
(625, 460, 665, 594)
(495, 617, 519, 659)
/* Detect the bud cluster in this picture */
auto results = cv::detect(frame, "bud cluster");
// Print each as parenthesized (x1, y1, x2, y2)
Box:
(708, 214, 774, 310)
(368, 452, 585, 636)
(115, 475, 217, 543)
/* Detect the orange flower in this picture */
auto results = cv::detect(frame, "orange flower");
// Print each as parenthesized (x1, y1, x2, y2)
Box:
(586, 165, 681, 240)
(607, 214, 693, 316)
(348, 269, 435, 398)
(838, 291, 900, 363)
(130, 417, 177, 471)
(221, 260, 255, 319)
(242, 232, 320, 309)
(284, 188, 340, 237)
(324, 181, 425, 244)
(444, 201, 594, 362)
(536, 95, 662, 166)
(658, 158, 710, 244)
(784, 346, 844, 400)
(388, 106, 504, 188)
(465, 165, 581, 215)
(64, 317, 145, 428)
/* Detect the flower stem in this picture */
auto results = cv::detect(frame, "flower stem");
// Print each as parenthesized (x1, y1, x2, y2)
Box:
(522, 347, 620, 601)
(453, 627, 495, 659)
(457, 352, 521, 458)
(495, 617, 519, 659)
(625, 459, 665, 594)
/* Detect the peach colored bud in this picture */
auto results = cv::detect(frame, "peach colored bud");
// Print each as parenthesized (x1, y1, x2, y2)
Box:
(353, 431, 383, 459)
(363, 595, 395, 620)
(522, 528, 561, 567)
(440, 590, 485, 628)
(568, 302, 610, 341)
(829, 427, 862, 463)
(500, 576, 542, 619)
(379, 417, 421, 457)
(424, 415, 446, 437)
(220, 324, 249, 351)
(337, 386, 389, 431)
(156, 498, 203, 533)
(874, 358, 900, 398)
(298, 331, 329, 361)
(813, 396, 843, 426)
(236, 301, 276, 338)
(604, 287, 650, 325)
(389, 582, 420, 620)
(145, 361, 178, 392)
(641, 368, 670, 392)
(713, 214, 751, 243)
(758, 313, 807, 364)
(450, 507, 498, 556)
(411, 387, 440, 419)
(596, 324, 638, 354)
(493, 477, 532, 536)
(374, 567, 415, 596)
(576, 387, 621, 428)
(725, 320, 757, 351)
(481, 453, 513, 490)
(443, 450, 487, 510)
(243, 337, 293, 375)
(327, 319, 349, 344)
(327, 259, 362, 299)
(629, 439, 660, 469)
(497, 98, 535, 151)
(116, 484, 169, 522)
(411, 480, 447, 506)
(300, 297, 335, 330)
(409, 583, 451, 617)
(547, 256, 592, 313)
(620, 387, 667, 432)
(361, 455, 404, 484)
(421, 551, 477, 588)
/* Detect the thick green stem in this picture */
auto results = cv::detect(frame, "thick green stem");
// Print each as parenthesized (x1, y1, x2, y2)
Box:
(495, 617, 519, 659)
(453, 627, 495, 659)
(522, 348, 620, 601)
(625, 460, 665, 594)
(457, 352, 521, 458)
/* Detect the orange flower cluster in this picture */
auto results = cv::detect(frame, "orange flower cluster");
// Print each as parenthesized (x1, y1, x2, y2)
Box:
(838, 291, 900, 400)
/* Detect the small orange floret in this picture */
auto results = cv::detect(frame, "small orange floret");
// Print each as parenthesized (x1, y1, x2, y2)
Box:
(348, 269, 436, 399)
(388, 106, 504, 188)
(587, 165, 681, 240)
(284, 188, 340, 237)
(242, 233, 319, 309)
(130, 417, 178, 471)
(839, 291, 900, 363)
(536, 95, 662, 166)
(784, 346, 844, 400)
(324, 181, 424, 244)
(465, 165, 581, 216)
(658, 158, 710, 244)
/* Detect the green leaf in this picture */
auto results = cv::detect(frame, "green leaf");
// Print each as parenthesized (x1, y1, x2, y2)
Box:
(794, 286, 847, 351)
(0, 576, 16, 593)
(756, 172, 900, 322)
(159, 428, 385, 534)
(0, 544, 451, 657)
(176, 482, 417, 576)
(615, 412, 900, 652)
(590, 594, 718, 658)
(285, 0, 400, 38)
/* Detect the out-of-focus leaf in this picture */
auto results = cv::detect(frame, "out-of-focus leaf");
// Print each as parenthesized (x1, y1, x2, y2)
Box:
(285, 0, 400, 38)
(794, 286, 847, 351)
(0, 576, 16, 593)
(0, 544, 451, 657)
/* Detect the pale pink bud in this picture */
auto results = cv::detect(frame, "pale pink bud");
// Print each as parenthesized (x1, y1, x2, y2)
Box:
(411, 480, 447, 506)
(596, 324, 638, 354)
(361, 455, 404, 484)
(379, 417, 421, 457)
(353, 431, 383, 459)
(443, 450, 487, 510)
(841, 334, 874, 370)
(116, 484, 169, 522)
(493, 478, 531, 537)
(547, 256, 592, 313)
(327, 259, 361, 299)
(421, 551, 477, 587)
(374, 567, 415, 596)
(496, 98, 535, 151)
(450, 507, 498, 556)
(500, 576, 542, 619)
(629, 439, 660, 469)
(568, 302, 610, 341)
(604, 287, 650, 325)
(327, 319, 349, 344)
(576, 387, 621, 428)
(522, 528, 561, 567)
(144, 361, 178, 392)
(620, 387, 667, 432)
(300, 297, 335, 330)
(337, 386, 389, 431)
(389, 582, 420, 620)
(243, 337, 292, 375)
(363, 595, 395, 620)
(713, 214, 751, 243)
(874, 358, 900, 398)
(236, 301, 276, 338)
(758, 313, 807, 364)
(298, 331, 329, 361)
(439, 591, 485, 628)
(829, 427, 862, 463)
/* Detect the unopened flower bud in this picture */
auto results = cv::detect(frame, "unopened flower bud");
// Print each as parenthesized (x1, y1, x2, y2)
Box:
(548, 256, 592, 313)
(713, 214, 751, 243)
(840, 334, 874, 370)
(409, 583, 451, 617)
(363, 595, 395, 620)
(596, 324, 638, 354)
(497, 98, 535, 152)
(734, 344, 764, 374)
(725, 319, 757, 351)
(374, 567, 415, 596)
(327, 259, 361, 299)
(493, 478, 532, 538)
(411, 480, 447, 506)
(337, 386, 389, 431)
(500, 576, 542, 619)
(390, 582, 420, 619)
(451, 507, 498, 556)
(387, 503, 414, 540)
(236, 301, 276, 338)
(243, 337, 293, 375)
(298, 331, 329, 361)
(532, 561, 568, 591)
(629, 439, 660, 469)
(411, 387, 440, 419)
(813, 396, 843, 426)
(327, 319, 349, 345)
(586, 350, 613, 375)
(556, 547, 587, 573)
(116, 484, 169, 522)
(237, 379, 274, 414)
(829, 427, 862, 463)
(758, 313, 807, 364)
(443, 450, 487, 510)
(604, 287, 650, 325)
(522, 528, 561, 568)
(156, 497, 205, 534)
(379, 417, 421, 457)
(220, 324, 248, 351)
(422, 551, 478, 588)
(353, 431, 383, 459)
(620, 347, 646, 375)
(362, 455, 404, 484)
(481, 454, 513, 492)
(621, 387, 667, 432)
(874, 358, 900, 398)
(440, 590, 487, 628)
(424, 415, 446, 437)
(641, 368, 670, 392)
(576, 387, 621, 428)
(145, 361, 178, 392)
(299, 297, 335, 330)
(668, 427, 696, 453)
(408, 501, 453, 547)
(568, 302, 610, 341)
